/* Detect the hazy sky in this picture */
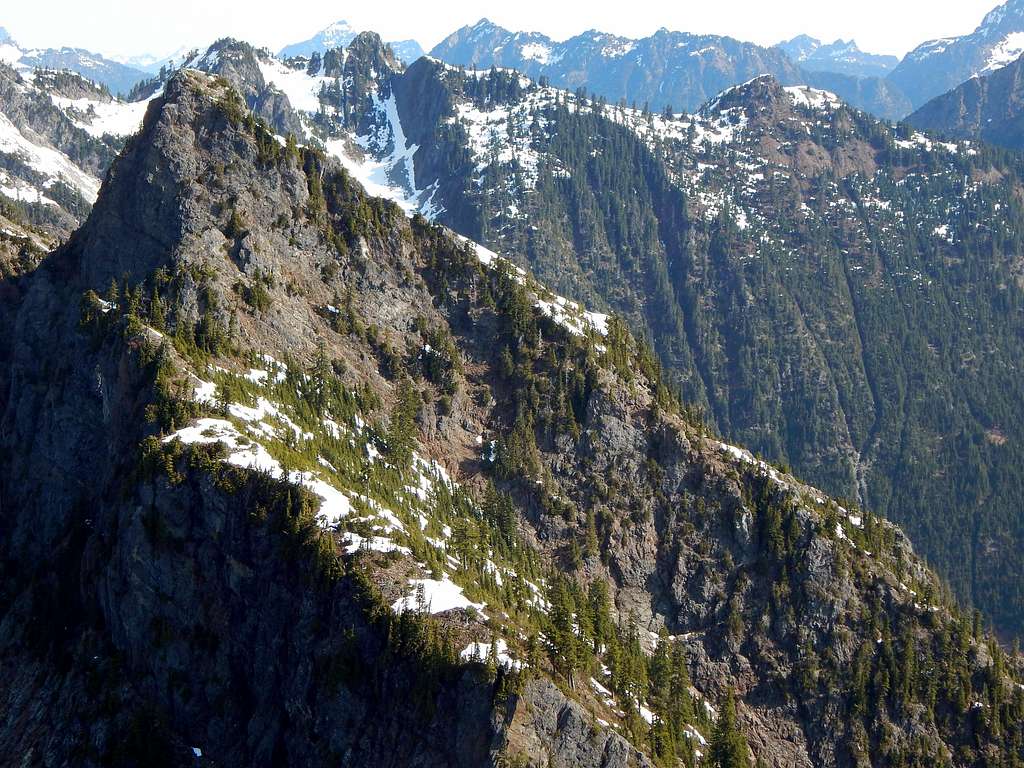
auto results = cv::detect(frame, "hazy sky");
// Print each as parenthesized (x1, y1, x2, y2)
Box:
(1, 0, 1002, 60)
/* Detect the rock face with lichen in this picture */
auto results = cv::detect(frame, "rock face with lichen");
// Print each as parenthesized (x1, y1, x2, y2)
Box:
(0, 69, 1022, 768)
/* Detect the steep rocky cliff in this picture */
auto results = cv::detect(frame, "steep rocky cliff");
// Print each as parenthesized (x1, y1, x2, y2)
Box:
(1, 69, 1023, 768)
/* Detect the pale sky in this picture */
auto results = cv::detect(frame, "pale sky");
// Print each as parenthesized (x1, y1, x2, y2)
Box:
(1, 0, 1002, 60)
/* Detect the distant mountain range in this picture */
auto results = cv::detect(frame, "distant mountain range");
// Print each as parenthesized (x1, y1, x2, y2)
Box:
(0, 27, 148, 95)
(775, 34, 900, 78)
(111, 44, 212, 74)
(423, 0, 1024, 121)
(9, 0, 1024, 123)
(428, 19, 911, 119)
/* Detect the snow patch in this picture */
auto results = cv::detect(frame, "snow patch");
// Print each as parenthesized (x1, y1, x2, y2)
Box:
(520, 42, 553, 64)
(0, 112, 100, 202)
(460, 638, 522, 669)
(392, 576, 486, 614)
(163, 418, 352, 527)
(324, 92, 434, 217)
(50, 93, 150, 138)
(784, 85, 841, 111)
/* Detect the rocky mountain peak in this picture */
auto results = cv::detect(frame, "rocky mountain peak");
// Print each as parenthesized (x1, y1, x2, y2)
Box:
(471, 17, 501, 32)
(346, 30, 401, 72)
(776, 34, 899, 78)
(892, 0, 1024, 107)
(320, 20, 355, 39)
(778, 33, 821, 61)
(71, 70, 252, 287)
(701, 74, 790, 116)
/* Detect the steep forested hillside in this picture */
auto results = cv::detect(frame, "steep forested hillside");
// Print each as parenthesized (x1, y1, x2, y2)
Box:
(2, 66, 1024, 768)
(353, 61, 1024, 641)
(907, 53, 1024, 150)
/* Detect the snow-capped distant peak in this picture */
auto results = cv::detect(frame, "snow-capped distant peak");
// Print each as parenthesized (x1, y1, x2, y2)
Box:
(111, 43, 208, 73)
(278, 21, 423, 63)
(777, 34, 821, 62)
(278, 20, 358, 59)
(980, 0, 1024, 33)
(320, 21, 355, 44)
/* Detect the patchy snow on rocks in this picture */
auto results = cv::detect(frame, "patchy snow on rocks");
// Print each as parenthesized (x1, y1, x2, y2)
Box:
(342, 533, 411, 556)
(519, 42, 553, 64)
(451, 98, 544, 190)
(535, 294, 609, 338)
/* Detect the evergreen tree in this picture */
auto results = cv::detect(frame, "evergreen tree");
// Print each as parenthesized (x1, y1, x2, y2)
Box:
(709, 689, 751, 768)
(386, 376, 419, 466)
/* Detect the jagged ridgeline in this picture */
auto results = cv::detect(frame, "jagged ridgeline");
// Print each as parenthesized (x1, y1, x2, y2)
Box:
(1, 68, 1024, 768)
